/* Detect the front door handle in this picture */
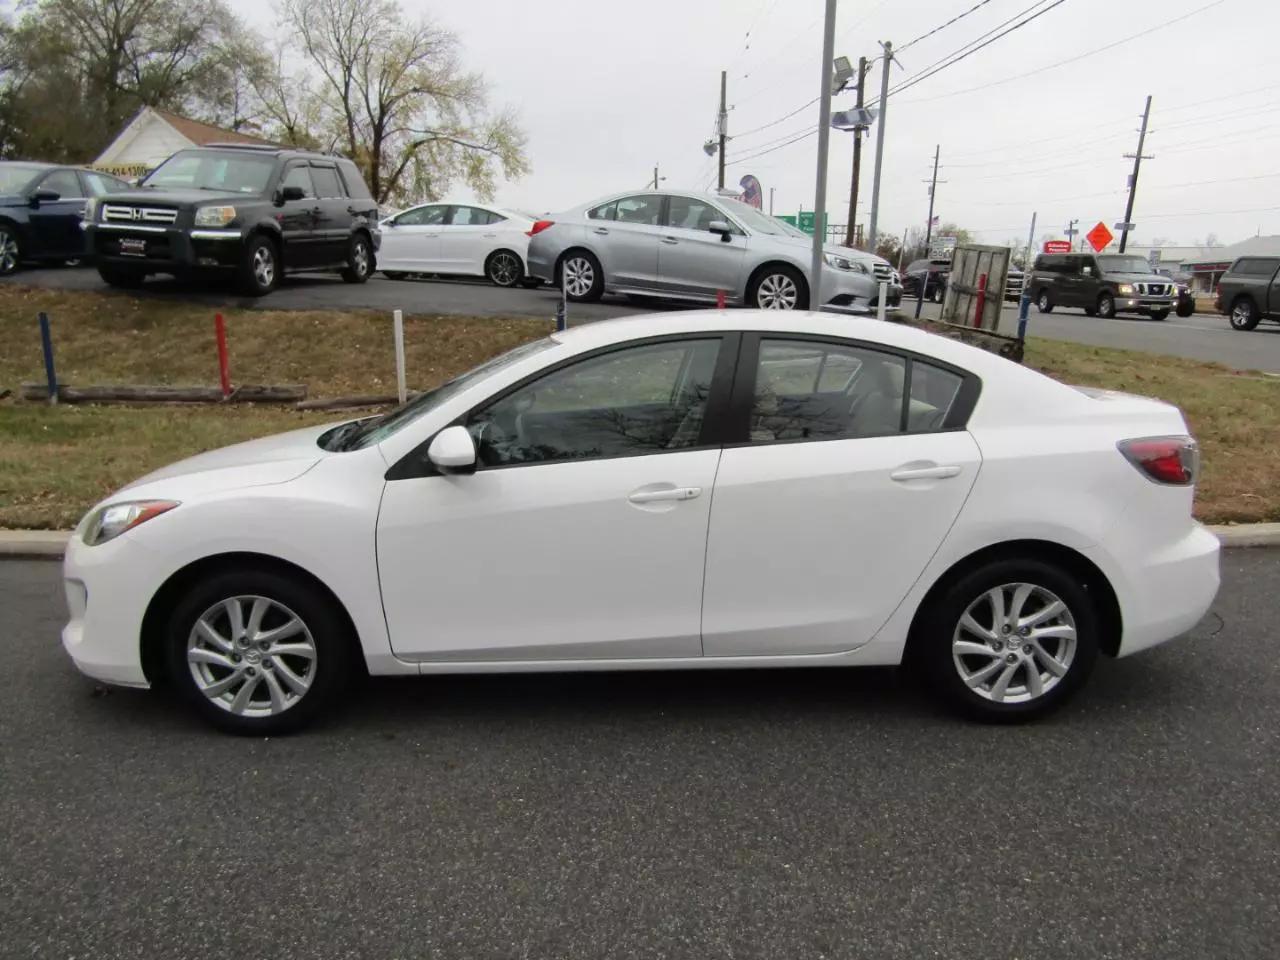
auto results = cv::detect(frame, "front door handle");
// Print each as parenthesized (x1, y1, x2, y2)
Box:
(890, 464, 962, 482)
(592, 227, 609, 236)
(628, 486, 702, 504)
(661, 236, 679, 245)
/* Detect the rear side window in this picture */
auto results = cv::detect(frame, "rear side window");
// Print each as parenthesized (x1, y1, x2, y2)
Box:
(337, 160, 374, 200)
(450, 206, 502, 225)
(909, 362, 964, 432)
(1231, 258, 1280, 277)
(311, 165, 345, 198)
(615, 195, 662, 225)
(588, 201, 616, 220)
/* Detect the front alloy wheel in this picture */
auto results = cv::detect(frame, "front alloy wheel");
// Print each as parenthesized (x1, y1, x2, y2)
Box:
(952, 583, 1077, 704)
(1037, 291, 1053, 314)
(756, 273, 799, 309)
(0, 227, 19, 275)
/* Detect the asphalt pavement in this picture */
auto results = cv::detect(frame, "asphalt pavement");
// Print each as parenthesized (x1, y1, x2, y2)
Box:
(6, 266, 1280, 371)
(2, 552, 1277, 959)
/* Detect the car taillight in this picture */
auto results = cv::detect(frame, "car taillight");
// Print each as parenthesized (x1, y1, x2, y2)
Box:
(1118, 436, 1198, 485)
(527, 219, 555, 237)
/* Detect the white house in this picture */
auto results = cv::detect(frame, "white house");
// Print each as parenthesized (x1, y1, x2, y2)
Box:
(94, 107, 277, 178)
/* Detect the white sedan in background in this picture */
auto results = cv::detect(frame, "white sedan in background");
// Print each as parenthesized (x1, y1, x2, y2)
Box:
(61, 311, 1219, 734)
(378, 201, 537, 287)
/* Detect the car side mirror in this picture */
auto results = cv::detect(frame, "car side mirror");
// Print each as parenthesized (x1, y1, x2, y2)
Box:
(427, 425, 477, 474)
(30, 189, 59, 206)
(708, 220, 733, 242)
(277, 185, 306, 204)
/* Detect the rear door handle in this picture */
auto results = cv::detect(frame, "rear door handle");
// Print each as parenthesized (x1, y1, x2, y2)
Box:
(628, 486, 702, 503)
(890, 465, 962, 482)
(661, 236, 679, 245)
(592, 227, 610, 235)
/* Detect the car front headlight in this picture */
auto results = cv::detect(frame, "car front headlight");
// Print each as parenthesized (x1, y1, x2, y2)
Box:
(78, 500, 179, 546)
(1117, 283, 1135, 294)
(194, 205, 237, 227)
(82, 197, 99, 222)
(824, 253, 869, 273)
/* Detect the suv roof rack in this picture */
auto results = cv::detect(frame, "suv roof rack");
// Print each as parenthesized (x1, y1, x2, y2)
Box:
(201, 142, 284, 152)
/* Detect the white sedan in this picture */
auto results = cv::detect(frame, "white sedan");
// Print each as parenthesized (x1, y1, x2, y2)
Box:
(61, 311, 1219, 733)
(377, 201, 537, 287)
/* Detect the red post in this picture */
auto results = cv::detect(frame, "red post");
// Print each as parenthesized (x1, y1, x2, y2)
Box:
(972, 273, 988, 329)
(716, 289, 726, 310)
(214, 313, 231, 398)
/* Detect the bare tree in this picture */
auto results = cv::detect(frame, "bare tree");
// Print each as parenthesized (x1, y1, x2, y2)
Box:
(277, 0, 528, 205)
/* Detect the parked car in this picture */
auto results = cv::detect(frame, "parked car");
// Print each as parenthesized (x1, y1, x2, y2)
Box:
(61, 310, 1218, 734)
(902, 259, 950, 303)
(0, 162, 130, 275)
(1214, 256, 1280, 331)
(378, 201, 539, 287)
(526, 189, 900, 312)
(1026, 252, 1176, 320)
(83, 144, 380, 296)
(1004, 266, 1025, 301)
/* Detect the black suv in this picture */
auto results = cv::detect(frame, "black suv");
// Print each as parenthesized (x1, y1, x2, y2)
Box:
(1215, 256, 1280, 331)
(84, 145, 380, 296)
(1026, 252, 1175, 320)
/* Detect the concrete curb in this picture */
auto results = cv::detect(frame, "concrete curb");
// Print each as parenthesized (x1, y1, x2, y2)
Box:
(2, 524, 1280, 560)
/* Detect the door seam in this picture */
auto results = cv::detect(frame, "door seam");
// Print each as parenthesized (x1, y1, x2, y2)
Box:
(696, 448, 725, 656)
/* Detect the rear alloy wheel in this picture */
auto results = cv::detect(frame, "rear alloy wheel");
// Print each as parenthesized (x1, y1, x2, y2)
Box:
(486, 250, 523, 288)
(1036, 290, 1053, 314)
(916, 558, 1098, 722)
(750, 265, 808, 310)
(341, 234, 372, 284)
(166, 569, 354, 734)
(1230, 298, 1260, 331)
(0, 226, 20, 276)
(1096, 293, 1116, 319)
(238, 235, 278, 296)
(560, 251, 604, 302)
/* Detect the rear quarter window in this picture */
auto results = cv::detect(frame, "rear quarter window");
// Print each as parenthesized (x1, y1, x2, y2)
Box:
(337, 160, 374, 201)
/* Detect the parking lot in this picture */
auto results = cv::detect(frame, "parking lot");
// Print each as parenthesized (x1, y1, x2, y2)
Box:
(8, 266, 1280, 372)
(2, 551, 1276, 959)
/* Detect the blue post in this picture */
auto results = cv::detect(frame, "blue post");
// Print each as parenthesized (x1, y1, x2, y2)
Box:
(1016, 287, 1031, 342)
(555, 276, 567, 332)
(38, 312, 57, 404)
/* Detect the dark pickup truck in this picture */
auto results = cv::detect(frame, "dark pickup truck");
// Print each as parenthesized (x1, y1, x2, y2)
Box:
(1216, 256, 1280, 331)
(84, 144, 380, 296)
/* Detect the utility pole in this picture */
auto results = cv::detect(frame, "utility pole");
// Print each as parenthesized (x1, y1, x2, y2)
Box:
(914, 144, 940, 319)
(717, 70, 728, 191)
(844, 55, 868, 248)
(867, 39, 893, 252)
(1119, 94, 1153, 253)
(1023, 211, 1037, 271)
(1065, 218, 1079, 251)
(809, 0, 838, 312)
(652, 165, 659, 189)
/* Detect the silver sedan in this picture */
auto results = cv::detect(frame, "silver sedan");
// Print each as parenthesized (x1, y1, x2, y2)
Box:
(526, 189, 900, 312)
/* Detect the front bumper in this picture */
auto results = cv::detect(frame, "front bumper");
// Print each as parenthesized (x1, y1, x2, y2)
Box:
(87, 223, 244, 271)
(820, 268, 897, 314)
(1116, 296, 1175, 314)
(61, 532, 153, 688)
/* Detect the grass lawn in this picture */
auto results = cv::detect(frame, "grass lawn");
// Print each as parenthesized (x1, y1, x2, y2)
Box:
(2, 284, 1278, 528)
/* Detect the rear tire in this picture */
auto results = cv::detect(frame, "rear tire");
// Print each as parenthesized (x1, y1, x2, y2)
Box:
(1036, 290, 1053, 314)
(165, 567, 355, 735)
(485, 249, 523, 288)
(559, 250, 604, 302)
(1230, 297, 1260, 331)
(341, 233, 373, 284)
(748, 264, 809, 310)
(931, 282, 945, 304)
(914, 558, 1099, 722)
(1176, 299, 1194, 318)
(97, 262, 146, 289)
(238, 234, 279, 296)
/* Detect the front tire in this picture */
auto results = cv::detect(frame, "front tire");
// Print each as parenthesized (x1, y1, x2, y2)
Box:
(238, 234, 279, 296)
(1230, 297, 1260, 331)
(915, 558, 1099, 722)
(486, 249, 523, 288)
(748, 264, 809, 310)
(341, 233, 373, 284)
(931, 282, 945, 304)
(1096, 292, 1116, 319)
(560, 251, 604, 302)
(1036, 290, 1053, 314)
(0, 225, 21, 275)
(165, 568, 355, 735)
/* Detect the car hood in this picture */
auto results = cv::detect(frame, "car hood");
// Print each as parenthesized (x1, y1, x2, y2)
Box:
(1104, 272, 1170, 282)
(118, 423, 339, 498)
(100, 187, 247, 207)
(767, 233, 890, 267)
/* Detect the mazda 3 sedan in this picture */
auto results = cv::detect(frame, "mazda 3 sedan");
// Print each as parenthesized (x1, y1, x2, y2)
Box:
(62, 311, 1219, 733)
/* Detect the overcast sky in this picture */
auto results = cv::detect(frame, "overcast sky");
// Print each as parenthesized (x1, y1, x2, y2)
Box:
(231, 0, 1277, 249)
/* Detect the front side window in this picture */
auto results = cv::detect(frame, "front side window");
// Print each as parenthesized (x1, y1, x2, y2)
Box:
(396, 205, 447, 226)
(615, 195, 662, 226)
(40, 170, 83, 199)
(667, 196, 723, 231)
(310, 165, 344, 198)
(749, 339, 906, 442)
(1097, 255, 1152, 274)
(281, 164, 315, 197)
(468, 339, 721, 467)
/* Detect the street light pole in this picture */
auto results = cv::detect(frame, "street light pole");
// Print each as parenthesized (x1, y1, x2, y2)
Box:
(717, 70, 728, 190)
(914, 144, 940, 320)
(844, 55, 867, 248)
(810, 0, 839, 312)
(867, 40, 893, 252)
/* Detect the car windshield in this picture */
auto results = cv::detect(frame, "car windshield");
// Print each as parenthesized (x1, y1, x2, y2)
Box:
(1098, 255, 1153, 274)
(0, 164, 47, 194)
(717, 198, 791, 236)
(327, 337, 559, 451)
(142, 150, 276, 194)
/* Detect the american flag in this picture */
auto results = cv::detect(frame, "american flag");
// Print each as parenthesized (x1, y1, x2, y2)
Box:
(929, 215, 940, 226)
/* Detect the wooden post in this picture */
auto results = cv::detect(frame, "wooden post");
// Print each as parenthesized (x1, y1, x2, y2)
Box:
(393, 309, 407, 404)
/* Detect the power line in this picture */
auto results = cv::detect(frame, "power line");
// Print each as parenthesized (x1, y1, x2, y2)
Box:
(734, 98, 820, 140)
(898, 0, 1000, 53)
(894, 0, 1229, 105)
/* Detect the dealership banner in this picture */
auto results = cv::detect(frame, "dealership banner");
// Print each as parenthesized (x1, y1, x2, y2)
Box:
(738, 175, 762, 209)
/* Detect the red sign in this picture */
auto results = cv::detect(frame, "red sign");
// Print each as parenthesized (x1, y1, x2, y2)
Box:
(1086, 221, 1114, 252)
(1042, 240, 1072, 254)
